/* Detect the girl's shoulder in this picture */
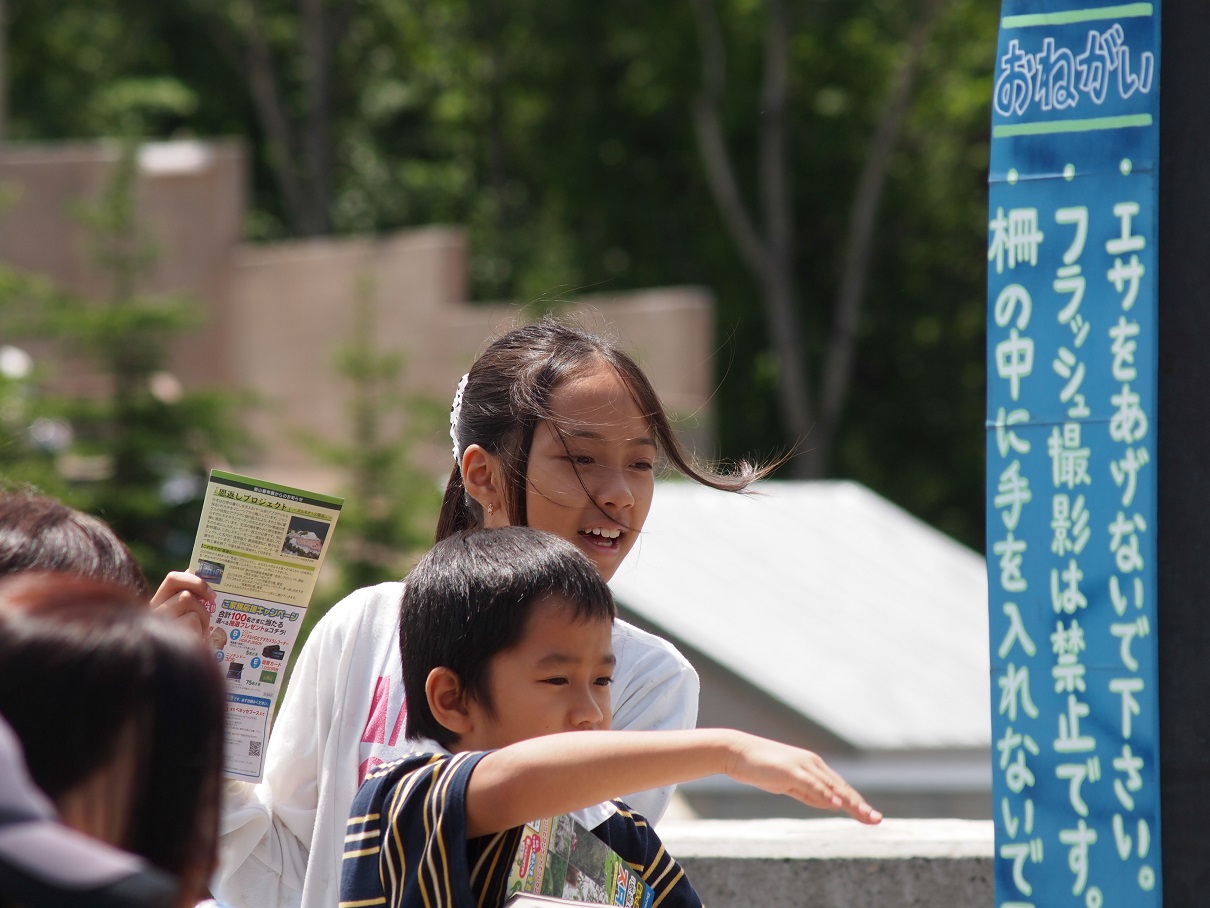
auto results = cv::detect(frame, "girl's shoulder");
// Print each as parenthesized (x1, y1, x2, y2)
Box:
(311, 581, 407, 644)
(611, 618, 694, 672)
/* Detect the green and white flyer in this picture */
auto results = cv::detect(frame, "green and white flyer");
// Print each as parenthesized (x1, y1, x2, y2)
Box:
(187, 469, 344, 781)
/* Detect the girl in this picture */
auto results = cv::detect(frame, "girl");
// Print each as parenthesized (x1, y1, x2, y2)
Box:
(215, 320, 877, 908)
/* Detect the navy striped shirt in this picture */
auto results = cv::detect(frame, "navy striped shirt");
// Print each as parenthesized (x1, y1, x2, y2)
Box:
(340, 752, 702, 908)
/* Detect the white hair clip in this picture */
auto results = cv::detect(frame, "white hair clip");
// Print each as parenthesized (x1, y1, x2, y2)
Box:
(450, 372, 470, 463)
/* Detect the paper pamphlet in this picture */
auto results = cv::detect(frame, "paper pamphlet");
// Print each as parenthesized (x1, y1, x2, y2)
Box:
(187, 469, 343, 781)
(506, 814, 654, 908)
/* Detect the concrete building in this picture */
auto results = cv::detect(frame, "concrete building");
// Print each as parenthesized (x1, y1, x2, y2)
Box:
(0, 139, 717, 492)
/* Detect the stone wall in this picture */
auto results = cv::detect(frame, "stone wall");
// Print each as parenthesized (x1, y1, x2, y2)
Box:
(659, 818, 994, 908)
(0, 139, 717, 491)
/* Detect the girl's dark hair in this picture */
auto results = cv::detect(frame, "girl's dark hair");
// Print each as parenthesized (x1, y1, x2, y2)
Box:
(436, 318, 773, 540)
(0, 574, 225, 894)
(0, 491, 148, 595)
(401, 527, 616, 747)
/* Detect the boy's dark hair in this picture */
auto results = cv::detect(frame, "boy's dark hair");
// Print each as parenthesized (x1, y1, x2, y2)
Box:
(401, 527, 616, 747)
(0, 491, 148, 595)
(0, 574, 225, 891)
(437, 318, 773, 540)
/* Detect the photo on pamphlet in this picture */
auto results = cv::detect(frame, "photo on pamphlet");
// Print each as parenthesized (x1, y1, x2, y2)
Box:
(281, 516, 329, 560)
(196, 559, 226, 584)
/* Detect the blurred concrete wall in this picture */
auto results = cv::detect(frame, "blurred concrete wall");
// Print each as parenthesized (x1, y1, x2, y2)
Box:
(0, 140, 716, 491)
(0, 140, 246, 395)
(660, 818, 994, 908)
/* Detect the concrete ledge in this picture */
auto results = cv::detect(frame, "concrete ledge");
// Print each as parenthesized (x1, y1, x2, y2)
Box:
(657, 818, 994, 907)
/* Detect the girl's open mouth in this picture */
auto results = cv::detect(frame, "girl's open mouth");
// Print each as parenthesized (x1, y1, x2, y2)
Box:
(579, 527, 622, 549)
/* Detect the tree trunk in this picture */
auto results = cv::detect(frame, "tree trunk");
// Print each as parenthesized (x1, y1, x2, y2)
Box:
(757, 0, 815, 478)
(693, 0, 948, 478)
(810, 0, 949, 474)
(240, 0, 311, 234)
(690, 0, 815, 476)
(0, 0, 7, 144)
(201, 0, 346, 237)
(299, 0, 334, 235)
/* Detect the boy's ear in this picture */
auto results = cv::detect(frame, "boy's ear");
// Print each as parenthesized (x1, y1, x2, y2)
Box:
(460, 444, 506, 526)
(426, 667, 473, 736)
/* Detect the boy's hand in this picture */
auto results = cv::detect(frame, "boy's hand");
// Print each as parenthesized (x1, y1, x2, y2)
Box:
(150, 571, 216, 639)
(725, 734, 883, 825)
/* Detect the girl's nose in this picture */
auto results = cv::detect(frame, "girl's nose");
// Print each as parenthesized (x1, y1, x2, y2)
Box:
(596, 467, 635, 512)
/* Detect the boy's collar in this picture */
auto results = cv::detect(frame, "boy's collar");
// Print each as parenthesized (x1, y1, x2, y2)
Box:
(411, 736, 452, 756)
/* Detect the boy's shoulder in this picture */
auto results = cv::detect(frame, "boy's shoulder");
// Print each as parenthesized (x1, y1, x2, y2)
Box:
(352, 748, 489, 815)
(358, 749, 454, 791)
(360, 749, 444, 782)
(343, 748, 501, 907)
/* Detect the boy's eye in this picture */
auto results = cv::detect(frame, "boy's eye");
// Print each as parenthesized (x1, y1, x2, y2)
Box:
(541, 677, 569, 686)
(594, 676, 614, 687)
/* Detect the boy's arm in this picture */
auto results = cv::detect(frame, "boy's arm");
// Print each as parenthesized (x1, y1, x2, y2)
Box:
(464, 729, 881, 838)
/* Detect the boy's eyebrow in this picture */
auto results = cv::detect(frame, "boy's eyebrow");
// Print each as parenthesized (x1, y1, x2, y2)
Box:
(535, 651, 617, 667)
(562, 428, 656, 448)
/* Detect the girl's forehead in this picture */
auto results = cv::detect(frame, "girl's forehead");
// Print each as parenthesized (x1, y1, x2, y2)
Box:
(547, 365, 649, 425)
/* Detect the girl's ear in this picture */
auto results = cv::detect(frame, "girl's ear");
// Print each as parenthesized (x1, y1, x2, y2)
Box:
(460, 444, 508, 527)
(426, 667, 473, 737)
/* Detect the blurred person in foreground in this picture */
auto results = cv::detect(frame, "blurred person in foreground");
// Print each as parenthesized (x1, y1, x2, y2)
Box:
(0, 574, 226, 907)
(0, 490, 214, 635)
(0, 710, 179, 908)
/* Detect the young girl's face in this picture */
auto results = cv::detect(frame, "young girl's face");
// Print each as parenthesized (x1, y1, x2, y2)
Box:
(517, 363, 656, 581)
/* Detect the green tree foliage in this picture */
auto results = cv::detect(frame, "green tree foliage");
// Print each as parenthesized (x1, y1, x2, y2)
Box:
(0, 271, 67, 497)
(4, 0, 997, 549)
(0, 139, 247, 581)
(308, 278, 444, 593)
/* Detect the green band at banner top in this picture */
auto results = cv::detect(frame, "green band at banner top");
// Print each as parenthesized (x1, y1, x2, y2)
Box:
(993, 113, 1154, 138)
(1002, 3, 1153, 28)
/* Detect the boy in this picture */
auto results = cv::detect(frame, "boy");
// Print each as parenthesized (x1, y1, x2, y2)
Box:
(339, 528, 880, 908)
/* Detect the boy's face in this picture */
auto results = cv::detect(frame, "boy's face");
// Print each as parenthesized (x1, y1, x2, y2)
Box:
(456, 594, 615, 752)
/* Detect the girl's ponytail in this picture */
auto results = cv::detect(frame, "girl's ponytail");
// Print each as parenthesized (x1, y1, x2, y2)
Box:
(435, 465, 475, 541)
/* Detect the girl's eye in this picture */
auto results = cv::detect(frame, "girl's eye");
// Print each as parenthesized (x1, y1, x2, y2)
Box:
(631, 461, 654, 471)
(595, 676, 614, 687)
(569, 455, 595, 466)
(542, 677, 569, 686)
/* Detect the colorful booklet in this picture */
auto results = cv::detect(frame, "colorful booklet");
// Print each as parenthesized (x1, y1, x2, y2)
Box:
(506, 814, 654, 908)
(186, 469, 343, 781)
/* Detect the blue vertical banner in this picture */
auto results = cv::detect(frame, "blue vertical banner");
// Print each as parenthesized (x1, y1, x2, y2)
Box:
(986, 3, 1161, 907)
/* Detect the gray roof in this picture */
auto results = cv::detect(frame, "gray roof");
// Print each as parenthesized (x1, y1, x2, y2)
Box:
(609, 480, 990, 751)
